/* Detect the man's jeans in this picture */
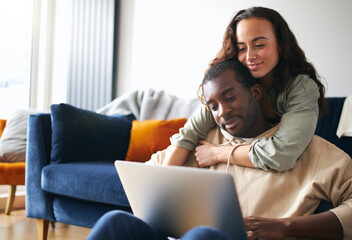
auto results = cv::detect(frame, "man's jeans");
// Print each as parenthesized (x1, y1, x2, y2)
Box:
(87, 210, 233, 240)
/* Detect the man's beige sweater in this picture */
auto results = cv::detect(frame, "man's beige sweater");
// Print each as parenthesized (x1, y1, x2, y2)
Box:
(147, 126, 352, 239)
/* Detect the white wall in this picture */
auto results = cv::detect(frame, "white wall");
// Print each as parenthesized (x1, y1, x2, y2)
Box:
(117, 0, 352, 99)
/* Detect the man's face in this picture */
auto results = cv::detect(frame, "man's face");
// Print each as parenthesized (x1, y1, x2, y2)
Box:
(203, 69, 260, 138)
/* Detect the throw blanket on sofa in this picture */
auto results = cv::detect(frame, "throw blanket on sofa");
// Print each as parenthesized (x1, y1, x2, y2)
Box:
(337, 95, 352, 138)
(97, 89, 202, 120)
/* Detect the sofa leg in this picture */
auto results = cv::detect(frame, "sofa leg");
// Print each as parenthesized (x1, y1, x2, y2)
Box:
(5, 185, 16, 215)
(37, 219, 49, 240)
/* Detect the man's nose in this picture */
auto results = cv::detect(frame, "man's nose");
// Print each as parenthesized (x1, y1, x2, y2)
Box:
(218, 103, 231, 118)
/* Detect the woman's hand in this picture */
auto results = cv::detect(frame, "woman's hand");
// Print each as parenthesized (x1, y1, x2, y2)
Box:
(245, 216, 287, 240)
(194, 141, 231, 167)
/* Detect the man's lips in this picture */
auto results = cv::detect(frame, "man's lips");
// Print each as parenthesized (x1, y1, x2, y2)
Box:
(247, 62, 263, 71)
(223, 117, 241, 130)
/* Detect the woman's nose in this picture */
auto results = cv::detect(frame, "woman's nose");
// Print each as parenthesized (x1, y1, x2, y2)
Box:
(247, 47, 257, 61)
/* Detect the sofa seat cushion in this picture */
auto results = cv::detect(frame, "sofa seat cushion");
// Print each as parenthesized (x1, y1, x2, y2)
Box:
(41, 162, 129, 207)
(52, 195, 132, 228)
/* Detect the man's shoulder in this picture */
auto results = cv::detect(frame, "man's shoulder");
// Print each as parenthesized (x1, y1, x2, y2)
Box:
(207, 127, 230, 145)
(306, 135, 351, 164)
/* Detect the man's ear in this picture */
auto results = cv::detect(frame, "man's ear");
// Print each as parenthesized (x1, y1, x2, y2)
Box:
(250, 84, 262, 101)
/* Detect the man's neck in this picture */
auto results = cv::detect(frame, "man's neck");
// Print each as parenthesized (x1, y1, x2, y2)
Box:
(242, 117, 270, 139)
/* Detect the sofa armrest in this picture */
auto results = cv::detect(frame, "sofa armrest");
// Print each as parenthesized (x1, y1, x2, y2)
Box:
(26, 113, 56, 222)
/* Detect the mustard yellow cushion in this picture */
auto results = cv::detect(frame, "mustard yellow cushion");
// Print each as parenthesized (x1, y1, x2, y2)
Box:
(125, 118, 187, 162)
(0, 119, 6, 139)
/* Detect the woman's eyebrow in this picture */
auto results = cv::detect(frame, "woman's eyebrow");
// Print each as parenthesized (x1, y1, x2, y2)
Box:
(237, 36, 268, 45)
(252, 36, 268, 42)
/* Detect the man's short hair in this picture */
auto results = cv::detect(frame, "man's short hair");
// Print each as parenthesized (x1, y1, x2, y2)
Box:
(198, 60, 258, 103)
(203, 60, 258, 89)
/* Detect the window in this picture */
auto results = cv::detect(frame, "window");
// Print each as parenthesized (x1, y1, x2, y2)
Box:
(0, 1, 33, 119)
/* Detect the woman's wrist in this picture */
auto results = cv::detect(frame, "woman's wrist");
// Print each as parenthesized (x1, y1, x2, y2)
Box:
(163, 146, 190, 166)
(216, 146, 233, 163)
(230, 144, 255, 168)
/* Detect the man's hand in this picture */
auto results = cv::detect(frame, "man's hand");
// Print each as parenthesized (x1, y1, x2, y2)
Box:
(244, 212, 343, 240)
(195, 141, 230, 167)
(245, 216, 287, 240)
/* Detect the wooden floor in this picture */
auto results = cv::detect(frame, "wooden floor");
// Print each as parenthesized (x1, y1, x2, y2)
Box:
(0, 209, 91, 240)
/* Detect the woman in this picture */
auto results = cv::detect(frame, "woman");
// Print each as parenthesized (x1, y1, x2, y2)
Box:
(164, 6, 326, 171)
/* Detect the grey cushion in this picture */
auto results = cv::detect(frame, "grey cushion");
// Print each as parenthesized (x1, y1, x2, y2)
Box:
(0, 109, 40, 162)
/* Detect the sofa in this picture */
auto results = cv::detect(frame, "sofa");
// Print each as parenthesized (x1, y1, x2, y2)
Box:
(25, 96, 352, 239)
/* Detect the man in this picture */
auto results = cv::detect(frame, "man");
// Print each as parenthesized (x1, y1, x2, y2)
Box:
(88, 61, 352, 240)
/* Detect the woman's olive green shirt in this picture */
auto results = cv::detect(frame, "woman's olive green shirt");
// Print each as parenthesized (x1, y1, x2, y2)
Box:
(170, 74, 320, 172)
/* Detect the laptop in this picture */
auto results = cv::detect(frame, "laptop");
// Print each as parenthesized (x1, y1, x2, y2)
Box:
(114, 160, 247, 240)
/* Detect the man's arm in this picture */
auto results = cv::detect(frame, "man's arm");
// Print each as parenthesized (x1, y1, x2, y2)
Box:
(245, 211, 343, 240)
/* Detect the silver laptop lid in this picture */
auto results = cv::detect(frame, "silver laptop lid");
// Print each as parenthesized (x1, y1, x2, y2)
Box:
(115, 160, 247, 240)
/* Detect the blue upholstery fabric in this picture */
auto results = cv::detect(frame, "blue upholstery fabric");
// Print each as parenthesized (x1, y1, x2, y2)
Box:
(51, 103, 134, 164)
(315, 97, 352, 157)
(26, 112, 133, 226)
(26, 114, 56, 221)
(42, 162, 129, 206)
(53, 195, 131, 228)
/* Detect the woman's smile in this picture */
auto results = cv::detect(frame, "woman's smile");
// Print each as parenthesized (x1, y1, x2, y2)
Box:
(247, 62, 263, 71)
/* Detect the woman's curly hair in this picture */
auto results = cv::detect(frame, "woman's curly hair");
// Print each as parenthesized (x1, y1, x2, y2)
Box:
(207, 7, 326, 115)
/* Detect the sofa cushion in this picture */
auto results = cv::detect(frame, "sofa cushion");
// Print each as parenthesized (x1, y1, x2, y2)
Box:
(315, 97, 352, 158)
(52, 195, 132, 228)
(125, 118, 187, 162)
(41, 162, 130, 207)
(51, 104, 135, 164)
(0, 109, 40, 162)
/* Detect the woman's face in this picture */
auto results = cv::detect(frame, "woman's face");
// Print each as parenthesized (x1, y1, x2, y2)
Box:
(236, 18, 280, 80)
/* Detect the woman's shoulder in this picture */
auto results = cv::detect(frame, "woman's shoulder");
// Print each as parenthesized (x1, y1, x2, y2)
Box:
(276, 74, 320, 113)
(286, 74, 319, 94)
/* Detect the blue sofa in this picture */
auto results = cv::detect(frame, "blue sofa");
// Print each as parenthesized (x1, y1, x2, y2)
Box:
(25, 97, 352, 239)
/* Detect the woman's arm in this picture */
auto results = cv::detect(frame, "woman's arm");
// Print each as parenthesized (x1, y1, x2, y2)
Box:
(165, 105, 217, 166)
(245, 211, 343, 240)
(167, 75, 320, 171)
(250, 75, 321, 172)
(162, 146, 190, 166)
(195, 141, 255, 168)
